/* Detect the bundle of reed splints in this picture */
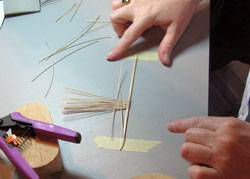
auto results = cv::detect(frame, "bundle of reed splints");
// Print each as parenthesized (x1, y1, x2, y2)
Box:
(63, 55, 138, 151)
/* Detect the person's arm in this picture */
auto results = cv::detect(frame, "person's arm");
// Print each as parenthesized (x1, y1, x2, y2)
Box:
(168, 116, 250, 179)
(107, 0, 202, 65)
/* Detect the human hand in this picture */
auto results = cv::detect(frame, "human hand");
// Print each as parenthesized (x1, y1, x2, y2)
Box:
(107, 0, 201, 65)
(168, 116, 250, 179)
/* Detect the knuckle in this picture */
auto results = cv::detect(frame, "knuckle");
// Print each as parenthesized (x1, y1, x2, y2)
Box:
(221, 155, 231, 165)
(219, 119, 242, 143)
(205, 152, 214, 164)
(180, 143, 189, 158)
(122, 28, 138, 43)
(188, 167, 205, 179)
(218, 155, 231, 172)
(111, 1, 117, 8)
(161, 42, 172, 51)
(135, 6, 153, 20)
(191, 116, 201, 128)
(171, 25, 183, 36)
(218, 135, 235, 150)
(184, 128, 193, 141)
(122, 32, 133, 43)
(111, 0, 121, 10)
(143, 14, 154, 24)
(224, 117, 240, 129)
(109, 12, 116, 22)
(134, 14, 153, 28)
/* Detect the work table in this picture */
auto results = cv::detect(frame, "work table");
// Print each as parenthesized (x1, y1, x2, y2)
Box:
(0, 1, 209, 178)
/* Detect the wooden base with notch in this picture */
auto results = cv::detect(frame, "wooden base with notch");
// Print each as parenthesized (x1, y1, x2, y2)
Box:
(15, 103, 63, 178)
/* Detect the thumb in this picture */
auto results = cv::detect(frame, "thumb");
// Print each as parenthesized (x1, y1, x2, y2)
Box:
(158, 26, 183, 66)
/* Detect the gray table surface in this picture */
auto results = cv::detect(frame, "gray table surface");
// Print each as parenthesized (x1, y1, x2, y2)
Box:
(0, 1, 209, 178)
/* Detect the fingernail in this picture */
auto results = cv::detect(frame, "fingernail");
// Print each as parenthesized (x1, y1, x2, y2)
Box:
(107, 51, 114, 60)
(168, 122, 175, 131)
(162, 53, 170, 64)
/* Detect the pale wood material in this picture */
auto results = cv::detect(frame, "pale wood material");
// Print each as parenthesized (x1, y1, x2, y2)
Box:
(14, 103, 62, 177)
(70, 0, 83, 23)
(41, 0, 62, 7)
(32, 41, 98, 82)
(0, 162, 15, 179)
(132, 174, 176, 179)
(63, 56, 138, 151)
(111, 63, 124, 137)
(56, 3, 77, 22)
(120, 54, 138, 150)
(32, 16, 113, 83)
(38, 15, 101, 63)
(63, 88, 129, 114)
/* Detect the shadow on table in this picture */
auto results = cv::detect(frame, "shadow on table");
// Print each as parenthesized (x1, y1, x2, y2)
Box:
(50, 170, 91, 179)
(118, 6, 210, 66)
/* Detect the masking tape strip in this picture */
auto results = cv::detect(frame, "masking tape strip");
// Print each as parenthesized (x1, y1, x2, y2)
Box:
(127, 51, 159, 61)
(94, 136, 161, 152)
(132, 174, 177, 179)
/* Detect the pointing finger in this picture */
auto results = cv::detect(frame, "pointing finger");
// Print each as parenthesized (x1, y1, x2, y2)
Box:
(107, 18, 152, 60)
(168, 116, 225, 133)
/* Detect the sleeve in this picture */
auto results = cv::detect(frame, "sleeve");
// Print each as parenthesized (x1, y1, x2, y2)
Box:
(238, 70, 250, 122)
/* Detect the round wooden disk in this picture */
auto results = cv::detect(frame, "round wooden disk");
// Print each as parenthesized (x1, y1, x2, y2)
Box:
(15, 103, 62, 177)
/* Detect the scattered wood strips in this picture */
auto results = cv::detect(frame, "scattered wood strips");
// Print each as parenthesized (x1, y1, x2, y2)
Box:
(31, 15, 111, 98)
(41, 0, 63, 7)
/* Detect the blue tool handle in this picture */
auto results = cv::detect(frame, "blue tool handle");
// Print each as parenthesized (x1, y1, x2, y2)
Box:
(0, 136, 39, 179)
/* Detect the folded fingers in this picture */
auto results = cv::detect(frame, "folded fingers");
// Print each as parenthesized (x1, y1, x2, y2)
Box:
(181, 142, 214, 166)
(112, 0, 123, 10)
(188, 164, 222, 179)
(185, 128, 215, 147)
(110, 4, 133, 37)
